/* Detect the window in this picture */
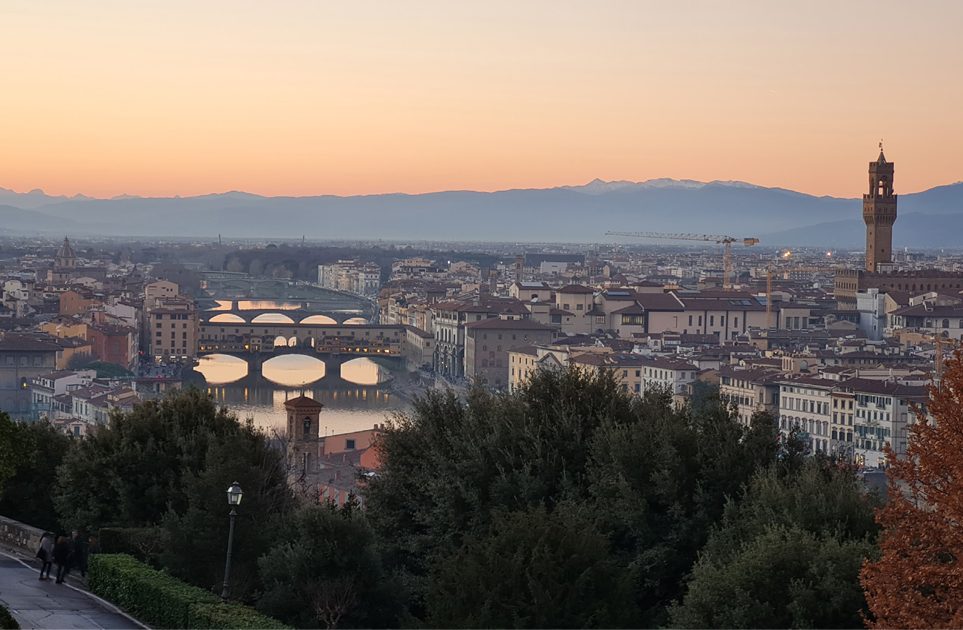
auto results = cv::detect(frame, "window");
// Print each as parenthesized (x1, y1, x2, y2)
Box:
(303, 417, 311, 437)
(346, 439, 356, 450)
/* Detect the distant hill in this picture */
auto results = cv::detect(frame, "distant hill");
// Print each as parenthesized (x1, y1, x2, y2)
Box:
(0, 179, 961, 247)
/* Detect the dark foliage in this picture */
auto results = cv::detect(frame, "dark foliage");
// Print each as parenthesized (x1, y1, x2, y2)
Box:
(0, 415, 71, 532)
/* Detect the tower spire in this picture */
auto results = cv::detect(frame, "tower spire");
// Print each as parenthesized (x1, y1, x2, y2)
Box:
(863, 146, 897, 272)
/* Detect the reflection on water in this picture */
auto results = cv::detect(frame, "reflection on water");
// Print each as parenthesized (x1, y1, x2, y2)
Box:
(262, 354, 326, 386)
(341, 357, 389, 385)
(195, 354, 248, 384)
(193, 354, 401, 434)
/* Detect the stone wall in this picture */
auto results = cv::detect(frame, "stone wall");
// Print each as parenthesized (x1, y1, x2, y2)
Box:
(0, 515, 45, 555)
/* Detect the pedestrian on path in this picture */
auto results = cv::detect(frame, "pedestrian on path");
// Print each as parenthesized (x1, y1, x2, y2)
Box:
(35, 532, 54, 580)
(52, 535, 72, 584)
(69, 529, 88, 578)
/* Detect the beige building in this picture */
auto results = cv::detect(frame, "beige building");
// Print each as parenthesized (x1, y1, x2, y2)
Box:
(144, 280, 179, 307)
(638, 356, 699, 396)
(719, 365, 782, 427)
(508, 344, 570, 393)
(403, 325, 435, 370)
(148, 298, 198, 360)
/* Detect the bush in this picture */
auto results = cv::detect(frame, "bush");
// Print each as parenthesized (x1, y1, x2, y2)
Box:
(0, 604, 18, 630)
(98, 527, 168, 564)
(189, 603, 290, 630)
(88, 554, 288, 629)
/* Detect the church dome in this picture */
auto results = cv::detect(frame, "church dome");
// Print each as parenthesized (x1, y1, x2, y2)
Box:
(57, 237, 76, 261)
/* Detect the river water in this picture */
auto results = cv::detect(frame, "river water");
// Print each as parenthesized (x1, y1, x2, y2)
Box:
(193, 297, 403, 435)
(193, 354, 405, 436)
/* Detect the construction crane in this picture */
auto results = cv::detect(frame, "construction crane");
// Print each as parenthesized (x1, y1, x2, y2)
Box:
(606, 231, 759, 291)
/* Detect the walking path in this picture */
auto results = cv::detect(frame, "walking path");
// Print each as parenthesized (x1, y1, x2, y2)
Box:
(0, 553, 142, 629)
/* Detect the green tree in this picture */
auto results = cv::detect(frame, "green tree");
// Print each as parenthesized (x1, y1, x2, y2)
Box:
(0, 418, 71, 532)
(669, 458, 880, 628)
(365, 366, 781, 625)
(365, 367, 638, 608)
(161, 427, 295, 599)
(670, 525, 875, 629)
(55, 389, 247, 529)
(586, 405, 779, 623)
(257, 504, 401, 629)
(425, 504, 637, 629)
(0, 413, 26, 495)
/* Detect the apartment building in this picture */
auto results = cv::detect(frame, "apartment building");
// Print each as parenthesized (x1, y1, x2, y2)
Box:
(833, 378, 928, 468)
(777, 376, 837, 454)
(432, 298, 528, 381)
(464, 318, 556, 389)
(718, 365, 782, 427)
(638, 356, 699, 396)
(147, 298, 199, 360)
(318, 260, 382, 297)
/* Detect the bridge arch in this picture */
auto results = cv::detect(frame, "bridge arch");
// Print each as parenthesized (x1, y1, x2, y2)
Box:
(300, 314, 338, 325)
(252, 313, 296, 324)
(343, 317, 368, 325)
(209, 313, 246, 323)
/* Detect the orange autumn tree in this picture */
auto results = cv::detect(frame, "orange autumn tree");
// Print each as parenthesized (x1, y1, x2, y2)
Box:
(861, 348, 963, 628)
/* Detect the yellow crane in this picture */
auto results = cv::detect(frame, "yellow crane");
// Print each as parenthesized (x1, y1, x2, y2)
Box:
(606, 231, 759, 291)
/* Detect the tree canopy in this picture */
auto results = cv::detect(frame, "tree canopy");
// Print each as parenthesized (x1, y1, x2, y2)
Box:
(365, 367, 788, 626)
(861, 350, 963, 628)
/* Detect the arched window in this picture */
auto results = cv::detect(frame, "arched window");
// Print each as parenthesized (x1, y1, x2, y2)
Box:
(303, 416, 311, 437)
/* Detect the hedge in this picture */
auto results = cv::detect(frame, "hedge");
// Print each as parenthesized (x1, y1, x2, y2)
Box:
(188, 602, 290, 629)
(0, 604, 18, 630)
(88, 554, 288, 629)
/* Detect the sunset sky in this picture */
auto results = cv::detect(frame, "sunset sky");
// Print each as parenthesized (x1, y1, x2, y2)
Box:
(2, 0, 961, 199)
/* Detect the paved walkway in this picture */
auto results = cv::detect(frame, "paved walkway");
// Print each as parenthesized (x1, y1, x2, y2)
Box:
(0, 553, 141, 629)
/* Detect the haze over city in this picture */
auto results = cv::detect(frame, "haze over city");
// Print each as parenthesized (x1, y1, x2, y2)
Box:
(4, 3, 963, 630)
(3, 0, 963, 198)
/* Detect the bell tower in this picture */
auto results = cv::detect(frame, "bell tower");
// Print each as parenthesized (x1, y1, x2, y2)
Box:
(863, 143, 897, 272)
(283, 394, 324, 499)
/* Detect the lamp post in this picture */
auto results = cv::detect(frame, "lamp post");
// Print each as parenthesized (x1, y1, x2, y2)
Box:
(220, 481, 243, 601)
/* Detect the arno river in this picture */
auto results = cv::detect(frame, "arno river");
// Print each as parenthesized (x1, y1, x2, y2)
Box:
(192, 354, 404, 436)
(191, 296, 406, 436)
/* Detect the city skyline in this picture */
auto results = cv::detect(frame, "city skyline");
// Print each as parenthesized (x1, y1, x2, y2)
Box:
(3, 0, 963, 199)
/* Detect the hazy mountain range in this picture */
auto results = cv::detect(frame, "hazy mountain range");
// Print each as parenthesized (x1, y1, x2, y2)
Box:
(1, 179, 962, 248)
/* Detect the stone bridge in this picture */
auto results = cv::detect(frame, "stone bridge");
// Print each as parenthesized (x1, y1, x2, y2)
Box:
(198, 322, 405, 362)
(202, 305, 371, 325)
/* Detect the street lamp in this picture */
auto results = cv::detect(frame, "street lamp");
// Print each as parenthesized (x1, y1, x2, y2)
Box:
(220, 481, 243, 601)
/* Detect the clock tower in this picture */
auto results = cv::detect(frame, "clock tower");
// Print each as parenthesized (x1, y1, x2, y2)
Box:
(863, 144, 897, 272)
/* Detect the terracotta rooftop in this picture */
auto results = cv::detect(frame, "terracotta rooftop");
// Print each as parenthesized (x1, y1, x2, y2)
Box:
(283, 395, 325, 410)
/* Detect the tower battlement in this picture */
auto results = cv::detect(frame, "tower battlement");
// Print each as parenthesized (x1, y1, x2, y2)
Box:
(863, 147, 897, 272)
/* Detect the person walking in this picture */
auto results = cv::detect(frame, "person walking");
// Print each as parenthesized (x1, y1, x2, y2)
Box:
(35, 532, 54, 580)
(69, 529, 88, 578)
(53, 535, 72, 584)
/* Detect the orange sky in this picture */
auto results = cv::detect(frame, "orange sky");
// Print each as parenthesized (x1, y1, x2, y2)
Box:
(2, 0, 961, 198)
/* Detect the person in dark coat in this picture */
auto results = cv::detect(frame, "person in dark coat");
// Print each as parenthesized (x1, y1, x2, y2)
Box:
(53, 535, 72, 584)
(36, 532, 54, 580)
(69, 530, 88, 578)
